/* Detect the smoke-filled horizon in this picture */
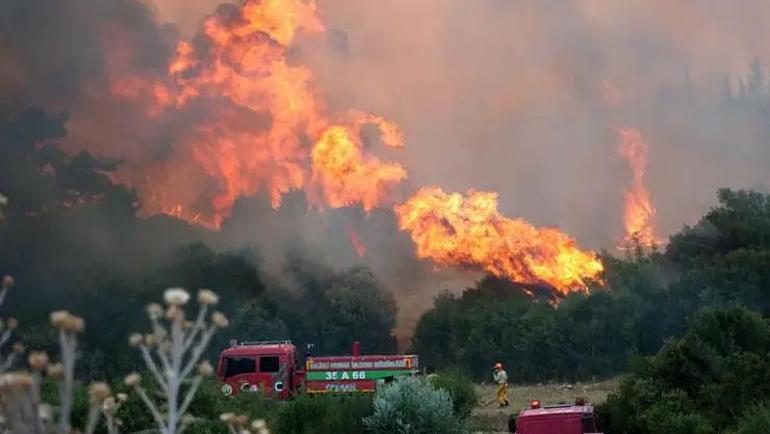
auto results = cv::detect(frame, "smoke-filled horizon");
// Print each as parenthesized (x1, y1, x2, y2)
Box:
(4, 0, 770, 338)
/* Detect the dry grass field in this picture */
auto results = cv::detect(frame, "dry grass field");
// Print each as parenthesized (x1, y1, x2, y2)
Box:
(470, 378, 619, 433)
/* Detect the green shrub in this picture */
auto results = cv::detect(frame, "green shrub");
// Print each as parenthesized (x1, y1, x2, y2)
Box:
(364, 377, 467, 434)
(601, 307, 770, 434)
(275, 393, 372, 434)
(429, 369, 478, 420)
(734, 402, 770, 434)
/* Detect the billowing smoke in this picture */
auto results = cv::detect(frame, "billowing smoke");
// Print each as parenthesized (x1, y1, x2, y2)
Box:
(4, 0, 770, 338)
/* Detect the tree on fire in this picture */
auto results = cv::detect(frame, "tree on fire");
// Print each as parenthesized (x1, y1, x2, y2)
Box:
(0, 106, 398, 376)
(412, 188, 770, 383)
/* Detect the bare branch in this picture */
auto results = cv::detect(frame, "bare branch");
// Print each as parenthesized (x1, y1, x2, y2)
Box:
(135, 385, 167, 433)
(177, 375, 203, 417)
(181, 326, 216, 379)
(140, 345, 168, 392)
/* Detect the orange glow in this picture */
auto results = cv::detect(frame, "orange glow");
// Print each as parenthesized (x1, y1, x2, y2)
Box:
(395, 188, 604, 295)
(101, 0, 605, 293)
(106, 0, 407, 228)
(310, 121, 407, 212)
(618, 128, 660, 249)
(347, 226, 367, 257)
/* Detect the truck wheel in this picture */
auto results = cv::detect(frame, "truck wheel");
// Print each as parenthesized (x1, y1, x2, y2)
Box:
(507, 414, 516, 433)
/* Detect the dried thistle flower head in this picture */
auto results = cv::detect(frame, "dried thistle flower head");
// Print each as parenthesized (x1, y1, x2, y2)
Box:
(49, 310, 85, 333)
(147, 303, 163, 319)
(47, 363, 65, 380)
(102, 396, 117, 412)
(211, 311, 229, 328)
(88, 382, 112, 403)
(116, 392, 129, 402)
(1, 275, 14, 290)
(0, 372, 33, 390)
(144, 333, 158, 348)
(27, 351, 49, 371)
(197, 360, 214, 377)
(252, 419, 267, 430)
(164, 288, 190, 306)
(50, 311, 68, 328)
(128, 333, 143, 347)
(71, 315, 85, 332)
(197, 289, 219, 306)
(219, 413, 235, 423)
(124, 372, 141, 387)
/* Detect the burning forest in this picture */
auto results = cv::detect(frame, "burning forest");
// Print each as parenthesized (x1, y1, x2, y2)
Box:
(6, 0, 770, 432)
(4, 0, 770, 332)
(39, 0, 607, 298)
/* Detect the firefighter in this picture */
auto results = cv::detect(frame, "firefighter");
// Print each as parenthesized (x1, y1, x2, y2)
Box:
(493, 362, 510, 407)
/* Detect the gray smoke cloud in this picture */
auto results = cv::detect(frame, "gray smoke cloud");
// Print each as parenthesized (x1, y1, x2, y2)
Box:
(298, 0, 770, 247)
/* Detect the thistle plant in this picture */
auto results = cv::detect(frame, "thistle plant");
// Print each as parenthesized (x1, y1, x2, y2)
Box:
(125, 288, 229, 434)
(0, 307, 119, 434)
(49, 310, 85, 433)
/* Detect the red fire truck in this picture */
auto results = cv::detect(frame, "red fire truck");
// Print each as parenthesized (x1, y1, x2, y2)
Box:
(216, 340, 419, 399)
(509, 400, 603, 434)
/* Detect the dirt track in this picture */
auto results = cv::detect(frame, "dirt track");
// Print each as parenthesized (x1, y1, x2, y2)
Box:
(470, 379, 618, 433)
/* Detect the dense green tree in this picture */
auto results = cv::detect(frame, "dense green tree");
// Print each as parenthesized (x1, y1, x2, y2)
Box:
(601, 307, 770, 434)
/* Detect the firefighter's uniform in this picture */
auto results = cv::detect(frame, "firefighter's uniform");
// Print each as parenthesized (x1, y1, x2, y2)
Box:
(493, 363, 509, 407)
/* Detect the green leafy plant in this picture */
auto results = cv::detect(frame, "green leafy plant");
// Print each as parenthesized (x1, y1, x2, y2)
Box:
(364, 377, 467, 434)
(428, 369, 478, 420)
(275, 393, 372, 434)
(734, 402, 770, 434)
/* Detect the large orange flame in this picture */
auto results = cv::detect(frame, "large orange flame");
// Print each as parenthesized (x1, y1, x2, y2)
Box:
(309, 113, 407, 211)
(109, 0, 404, 228)
(618, 128, 660, 249)
(101, 0, 604, 295)
(394, 188, 604, 295)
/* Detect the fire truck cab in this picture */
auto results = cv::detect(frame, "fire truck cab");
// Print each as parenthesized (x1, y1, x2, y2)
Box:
(509, 401, 602, 434)
(216, 340, 301, 400)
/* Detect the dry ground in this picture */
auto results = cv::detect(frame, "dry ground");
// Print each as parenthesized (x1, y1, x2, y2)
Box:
(470, 378, 619, 433)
